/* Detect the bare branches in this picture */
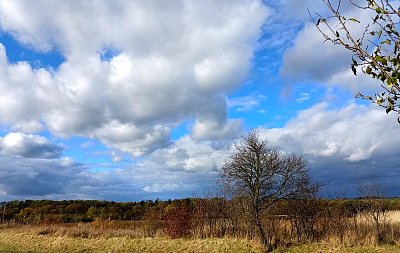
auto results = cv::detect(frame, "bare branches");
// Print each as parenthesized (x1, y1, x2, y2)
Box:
(315, 0, 400, 121)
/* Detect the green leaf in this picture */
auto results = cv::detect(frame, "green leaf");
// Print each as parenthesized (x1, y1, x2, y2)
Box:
(375, 55, 388, 65)
(387, 77, 393, 87)
(349, 18, 360, 23)
(376, 7, 382, 13)
(366, 66, 372, 74)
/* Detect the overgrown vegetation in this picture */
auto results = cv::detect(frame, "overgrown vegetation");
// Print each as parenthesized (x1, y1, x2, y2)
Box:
(2, 197, 400, 250)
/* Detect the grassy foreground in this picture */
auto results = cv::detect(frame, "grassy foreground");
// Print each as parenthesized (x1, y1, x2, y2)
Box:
(0, 231, 262, 253)
(0, 229, 400, 252)
(283, 244, 400, 253)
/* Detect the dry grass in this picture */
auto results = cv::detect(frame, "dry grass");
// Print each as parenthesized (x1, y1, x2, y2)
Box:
(355, 211, 400, 224)
(280, 243, 400, 253)
(382, 211, 400, 223)
(0, 225, 263, 253)
(1, 224, 400, 252)
(2, 210, 400, 253)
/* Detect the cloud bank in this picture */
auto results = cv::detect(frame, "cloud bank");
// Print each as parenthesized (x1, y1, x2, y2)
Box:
(0, 0, 269, 156)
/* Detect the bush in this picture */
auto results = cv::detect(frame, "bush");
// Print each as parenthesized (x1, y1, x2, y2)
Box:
(163, 203, 192, 238)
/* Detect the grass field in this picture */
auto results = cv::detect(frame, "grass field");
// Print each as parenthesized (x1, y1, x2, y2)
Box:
(282, 244, 400, 253)
(0, 229, 263, 253)
(0, 228, 400, 253)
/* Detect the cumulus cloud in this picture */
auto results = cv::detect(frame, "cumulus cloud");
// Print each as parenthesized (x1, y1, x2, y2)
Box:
(260, 102, 398, 161)
(192, 119, 242, 141)
(281, 22, 351, 82)
(0, 0, 269, 156)
(258, 102, 400, 195)
(280, 4, 380, 94)
(0, 132, 63, 158)
(0, 101, 399, 200)
(0, 130, 233, 200)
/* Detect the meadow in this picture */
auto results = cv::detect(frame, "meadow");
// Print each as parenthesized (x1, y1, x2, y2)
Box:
(0, 224, 262, 253)
(0, 224, 400, 253)
(2, 198, 400, 252)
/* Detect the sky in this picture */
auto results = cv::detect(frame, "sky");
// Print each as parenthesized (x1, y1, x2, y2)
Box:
(0, 0, 398, 201)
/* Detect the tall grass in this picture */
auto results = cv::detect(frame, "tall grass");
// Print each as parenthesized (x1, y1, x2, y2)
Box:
(0, 226, 263, 253)
(2, 199, 400, 252)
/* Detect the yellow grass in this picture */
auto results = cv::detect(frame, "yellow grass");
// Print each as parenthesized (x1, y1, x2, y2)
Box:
(0, 228, 263, 253)
(354, 210, 400, 225)
(281, 243, 400, 253)
(1, 223, 400, 252)
(385, 211, 400, 223)
(1, 229, 400, 253)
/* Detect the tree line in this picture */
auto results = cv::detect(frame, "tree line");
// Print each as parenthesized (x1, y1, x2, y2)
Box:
(2, 197, 400, 238)
(2, 197, 398, 224)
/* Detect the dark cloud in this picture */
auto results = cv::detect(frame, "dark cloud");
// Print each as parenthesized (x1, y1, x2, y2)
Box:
(260, 102, 400, 196)
(0, 155, 78, 196)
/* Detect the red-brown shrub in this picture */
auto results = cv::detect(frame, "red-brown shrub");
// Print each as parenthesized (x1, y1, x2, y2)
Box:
(163, 203, 192, 238)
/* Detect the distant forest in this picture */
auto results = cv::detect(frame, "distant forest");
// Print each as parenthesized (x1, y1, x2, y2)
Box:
(1, 197, 400, 224)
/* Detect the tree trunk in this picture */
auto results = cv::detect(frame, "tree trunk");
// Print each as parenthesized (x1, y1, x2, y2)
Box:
(255, 211, 270, 252)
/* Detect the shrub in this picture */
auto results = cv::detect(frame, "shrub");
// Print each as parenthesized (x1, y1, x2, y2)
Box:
(163, 203, 192, 238)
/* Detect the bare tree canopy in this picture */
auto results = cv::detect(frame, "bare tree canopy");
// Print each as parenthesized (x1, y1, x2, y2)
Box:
(220, 130, 318, 250)
(314, 0, 400, 122)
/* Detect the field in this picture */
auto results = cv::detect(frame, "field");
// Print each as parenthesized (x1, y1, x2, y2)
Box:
(0, 225, 400, 253)
(0, 226, 262, 253)
(2, 199, 400, 252)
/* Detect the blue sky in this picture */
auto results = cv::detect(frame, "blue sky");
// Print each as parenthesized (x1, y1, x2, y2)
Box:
(0, 0, 398, 201)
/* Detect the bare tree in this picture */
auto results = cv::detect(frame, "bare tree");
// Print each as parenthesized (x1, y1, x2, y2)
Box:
(220, 130, 316, 251)
(359, 181, 389, 243)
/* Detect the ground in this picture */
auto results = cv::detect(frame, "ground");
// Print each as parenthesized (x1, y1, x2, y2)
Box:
(0, 229, 400, 253)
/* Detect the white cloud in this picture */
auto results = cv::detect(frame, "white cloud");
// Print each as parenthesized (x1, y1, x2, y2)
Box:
(257, 101, 400, 195)
(227, 94, 265, 112)
(281, 22, 351, 82)
(295, 92, 310, 103)
(0, 101, 399, 200)
(192, 119, 242, 141)
(0, 0, 269, 156)
(143, 183, 181, 193)
(0, 132, 63, 158)
(280, 4, 380, 94)
(260, 102, 397, 161)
